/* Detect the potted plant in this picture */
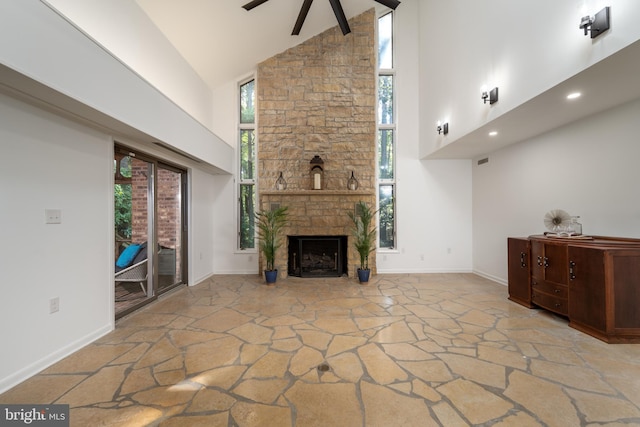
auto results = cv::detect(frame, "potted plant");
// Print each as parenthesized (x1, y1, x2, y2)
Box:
(347, 201, 377, 283)
(255, 206, 289, 284)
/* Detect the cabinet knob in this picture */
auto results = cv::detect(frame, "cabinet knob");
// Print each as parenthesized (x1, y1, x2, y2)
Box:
(555, 303, 561, 308)
(554, 289, 561, 293)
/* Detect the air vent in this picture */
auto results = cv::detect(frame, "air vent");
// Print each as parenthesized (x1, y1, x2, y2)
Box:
(477, 158, 489, 166)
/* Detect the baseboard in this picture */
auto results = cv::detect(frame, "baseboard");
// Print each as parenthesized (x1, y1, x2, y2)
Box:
(473, 269, 507, 286)
(376, 267, 473, 274)
(0, 324, 113, 394)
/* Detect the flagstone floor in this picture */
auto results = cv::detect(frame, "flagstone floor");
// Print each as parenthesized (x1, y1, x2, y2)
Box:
(2, 273, 640, 426)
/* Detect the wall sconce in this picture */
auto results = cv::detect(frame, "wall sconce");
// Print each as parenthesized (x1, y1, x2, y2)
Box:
(482, 87, 499, 105)
(347, 171, 359, 190)
(436, 122, 449, 135)
(579, 7, 610, 39)
(275, 171, 287, 190)
(310, 155, 324, 190)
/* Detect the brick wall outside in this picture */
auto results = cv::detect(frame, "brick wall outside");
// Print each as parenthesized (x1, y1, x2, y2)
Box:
(257, 9, 377, 278)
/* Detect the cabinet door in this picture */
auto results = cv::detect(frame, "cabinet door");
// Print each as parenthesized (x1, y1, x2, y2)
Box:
(568, 246, 606, 334)
(544, 242, 568, 285)
(508, 238, 532, 307)
(531, 240, 544, 281)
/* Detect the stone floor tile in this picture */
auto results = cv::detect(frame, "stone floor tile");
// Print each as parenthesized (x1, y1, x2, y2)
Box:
(362, 381, 438, 426)
(529, 359, 615, 395)
(244, 352, 292, 379)
(232, 379, 289, 404)
(297, 330, 333, 350)
(229, 323, 274, 344)
(504, 370, 581, 427)
(358, 343, 408, 385)
(0, 374, 87, 404)
(190, 308, 253, 332)
(120, 367, 156, 396)
(231, 401, 291, 427)
(438, 353, 506, 389)
(160, 413, 229, 427)
(132, 383, 200, 407)
(59, 365, 128, 407)
(42, 344, 136, 374)
(326, 352, 364, 383)
(381, 343, 433, 361)
(326, 335, 368, 357)
(566, 388, 640, 423)
(135, 337, 181, 369)
(411, 379, 441, 402)
(437, 379, 512, 425)
(285, 382, 361, 427)
(431, 401, 469, 427)
(184, 336, 243, 374)
(370, 321, 417, 343)
(289, 346, 325, 376)
(5, 273, 640, 426)
(478, 344, 528, 370)
(187, 388, 236, 412)
(71, 406, 163, 427)
(190, 366, 246, 389)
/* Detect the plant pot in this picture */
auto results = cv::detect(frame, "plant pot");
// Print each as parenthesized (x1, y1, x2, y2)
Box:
(264, 269, 278, 284)
(357, 268, 370, 284)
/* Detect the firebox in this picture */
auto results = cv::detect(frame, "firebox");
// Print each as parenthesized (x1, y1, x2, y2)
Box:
(288, 236, 347, 277)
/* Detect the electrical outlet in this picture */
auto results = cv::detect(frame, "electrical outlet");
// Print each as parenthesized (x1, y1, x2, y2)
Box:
(45, 209, 62, 224)
(50, 297, 60, 314)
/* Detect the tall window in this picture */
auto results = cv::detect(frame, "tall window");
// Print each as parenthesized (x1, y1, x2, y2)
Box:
(378, 12, 396, 249)
(239, 79, 256, 250)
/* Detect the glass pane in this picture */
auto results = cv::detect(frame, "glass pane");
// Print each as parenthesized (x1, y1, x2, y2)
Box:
(379, 184, 395, 249)
(240, 80, 255, 123)
(157, 167, 183, 292)
(378, 129, 394, 180)
(378, 13, 393, 69)
(239, 184, 255, 249)
(240, 129, 255, 181)
(378, 75, 394, 124)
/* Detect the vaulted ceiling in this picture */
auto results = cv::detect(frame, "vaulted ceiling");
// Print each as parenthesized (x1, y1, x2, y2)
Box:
(135, 0, 391, 90)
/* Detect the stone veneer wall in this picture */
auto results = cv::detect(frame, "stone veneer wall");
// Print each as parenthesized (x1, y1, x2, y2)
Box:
(257, 9, 377, 278)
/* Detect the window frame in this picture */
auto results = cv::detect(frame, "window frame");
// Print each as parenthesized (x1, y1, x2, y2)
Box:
(238, 77, 257, 251)
(377, 11, 397, 251)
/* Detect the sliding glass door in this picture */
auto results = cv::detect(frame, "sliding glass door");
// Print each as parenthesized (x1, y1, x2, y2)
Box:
(114, 146, 187, 318)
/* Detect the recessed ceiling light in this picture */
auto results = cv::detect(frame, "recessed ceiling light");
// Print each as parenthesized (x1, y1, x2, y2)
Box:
(488, 131, 498, 137)
(567, 92, 582, 100)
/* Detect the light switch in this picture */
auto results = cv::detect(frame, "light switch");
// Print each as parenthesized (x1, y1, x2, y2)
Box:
(45, 209, 62, 224)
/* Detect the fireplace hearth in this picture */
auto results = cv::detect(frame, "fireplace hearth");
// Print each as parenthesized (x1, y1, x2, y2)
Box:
(288, 236, 347, 277)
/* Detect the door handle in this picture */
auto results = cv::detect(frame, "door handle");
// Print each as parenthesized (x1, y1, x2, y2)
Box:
(569, 261, 576, 280)
(520, 252, 527, 268)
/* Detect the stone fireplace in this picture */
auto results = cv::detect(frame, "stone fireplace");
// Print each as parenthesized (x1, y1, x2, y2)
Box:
(256, 9, 377, 279)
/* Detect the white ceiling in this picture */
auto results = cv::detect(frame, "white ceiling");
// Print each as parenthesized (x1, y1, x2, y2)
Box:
(135, 0, 389, 90)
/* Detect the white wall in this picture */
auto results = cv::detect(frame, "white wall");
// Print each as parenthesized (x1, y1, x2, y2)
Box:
(419, 0, 640, 158)
(473, 98, 640, 283)
(0, 0, 232, 173)
(0, 93, 113, 392)
(43, 0, 214, 131)
(378, 0, 473, 273)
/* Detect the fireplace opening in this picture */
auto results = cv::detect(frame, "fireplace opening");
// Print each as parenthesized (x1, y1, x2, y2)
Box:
(288, 236, 347, 278)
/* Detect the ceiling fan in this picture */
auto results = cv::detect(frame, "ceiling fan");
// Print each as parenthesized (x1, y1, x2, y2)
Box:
(242, 0, 400, 36)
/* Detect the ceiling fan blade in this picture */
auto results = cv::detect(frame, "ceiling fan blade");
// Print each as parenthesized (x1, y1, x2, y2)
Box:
(292, 0, 314, 35)
(328, 0, 350, 35)
(242, 0, 270, 11)
(373, 0, 401, 10)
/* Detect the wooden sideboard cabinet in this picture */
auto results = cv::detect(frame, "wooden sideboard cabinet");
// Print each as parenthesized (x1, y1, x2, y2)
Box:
(508, 235, 640, 343)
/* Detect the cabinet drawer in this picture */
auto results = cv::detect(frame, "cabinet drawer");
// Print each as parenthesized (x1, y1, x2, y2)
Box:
(531, 279, 567, 299)
(532, 290, 568, 316)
